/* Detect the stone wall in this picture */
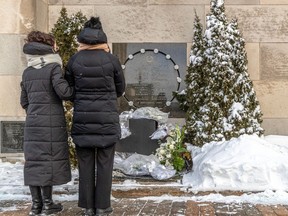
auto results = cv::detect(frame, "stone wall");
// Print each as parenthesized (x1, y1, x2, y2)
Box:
(1, 0, 288, 135)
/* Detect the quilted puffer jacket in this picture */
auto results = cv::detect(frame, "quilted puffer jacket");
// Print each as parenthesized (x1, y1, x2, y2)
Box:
(20, 42, 74, 186)
(66, 28, 125, 148)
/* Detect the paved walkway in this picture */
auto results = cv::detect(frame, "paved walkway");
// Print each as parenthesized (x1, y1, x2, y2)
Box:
(1, 199, 288, 216)
(1, 175, 288, 216)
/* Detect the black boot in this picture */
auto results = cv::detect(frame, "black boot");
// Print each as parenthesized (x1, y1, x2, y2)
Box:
(95, 207, 113, 216)
(41, 186, 63, 215)
(29, 186, 43, 216)
(85, 208, 95, 216)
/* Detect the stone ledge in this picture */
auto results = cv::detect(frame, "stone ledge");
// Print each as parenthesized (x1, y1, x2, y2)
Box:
(0, 154, 24, 164)
(112, 180, 249, 198)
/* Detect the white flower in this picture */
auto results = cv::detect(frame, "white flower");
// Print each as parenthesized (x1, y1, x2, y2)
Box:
(166, 154, 171, 159)
(166, 137, 173, 143)
(165, 161, 172, 167)
(169, 144, 175, 150)
(160, 149, 166, 155)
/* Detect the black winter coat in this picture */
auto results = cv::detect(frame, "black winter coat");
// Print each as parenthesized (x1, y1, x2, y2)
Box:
(66, 45, 125, 148)
(20, 42, 74, 186)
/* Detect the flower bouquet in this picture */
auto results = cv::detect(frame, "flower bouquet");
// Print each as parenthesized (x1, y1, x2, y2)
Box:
(155, 125, 193, 172)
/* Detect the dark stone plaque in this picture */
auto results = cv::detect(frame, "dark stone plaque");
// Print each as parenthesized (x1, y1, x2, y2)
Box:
(1, 121, 24, 153)
(116, 118, 158, 155)
(113, 43, 186, 118)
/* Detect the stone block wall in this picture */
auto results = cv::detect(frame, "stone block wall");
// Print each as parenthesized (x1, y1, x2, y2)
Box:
(1, 0, 288, 135)
(0, 0, 37, 122)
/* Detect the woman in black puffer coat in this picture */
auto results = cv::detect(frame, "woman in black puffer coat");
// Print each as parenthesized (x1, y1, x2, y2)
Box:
(65, 17, 125, 216)
(20, 31, 74, 216)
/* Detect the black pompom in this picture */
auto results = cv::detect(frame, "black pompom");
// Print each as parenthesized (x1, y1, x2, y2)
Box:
(84, 17, 102, 29)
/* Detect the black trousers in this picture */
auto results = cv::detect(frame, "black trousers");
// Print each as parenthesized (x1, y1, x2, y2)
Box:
(76, 144, 115, 209)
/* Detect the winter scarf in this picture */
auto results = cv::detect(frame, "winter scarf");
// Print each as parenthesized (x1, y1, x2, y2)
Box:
(26, 53, 63, 69)
(77, 43, 110, 52)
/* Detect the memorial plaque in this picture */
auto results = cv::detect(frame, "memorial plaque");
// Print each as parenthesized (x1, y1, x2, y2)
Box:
(1, 121, 24, 153)
(117, 118, 158, 155)
(113, 43, 186, 117)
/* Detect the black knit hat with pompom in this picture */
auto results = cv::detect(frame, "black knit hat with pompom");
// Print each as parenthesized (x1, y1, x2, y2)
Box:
(77, 17, 107, 44)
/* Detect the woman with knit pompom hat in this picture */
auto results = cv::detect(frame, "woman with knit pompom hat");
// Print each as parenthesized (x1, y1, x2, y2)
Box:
(65, 17, 125, 216)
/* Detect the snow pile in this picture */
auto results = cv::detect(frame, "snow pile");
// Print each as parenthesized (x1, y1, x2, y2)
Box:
(183, 134, 288, 192)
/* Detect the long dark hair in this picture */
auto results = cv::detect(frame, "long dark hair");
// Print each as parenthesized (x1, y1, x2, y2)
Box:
(25, 31, 55, 46)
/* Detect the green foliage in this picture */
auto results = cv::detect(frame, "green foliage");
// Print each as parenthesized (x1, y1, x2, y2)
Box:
(172, 156, 185, 173)
(51, 7, 87, 169)
(51, 7, 87, 66)
(172, 90, 188, 111)
(155, 126, 192, 172)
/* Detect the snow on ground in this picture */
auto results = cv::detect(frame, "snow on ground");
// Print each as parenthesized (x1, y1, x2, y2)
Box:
(0, 134, 288, 211)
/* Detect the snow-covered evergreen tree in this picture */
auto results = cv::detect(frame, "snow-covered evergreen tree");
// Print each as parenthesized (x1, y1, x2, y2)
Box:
(186, 13, 206, 110)
(184, 13, 208, 143)
(173, 13, 205, 112)
(186, 0, 231, 145)
(224, 18, 264, 139)
(184, 0, 264, 146)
